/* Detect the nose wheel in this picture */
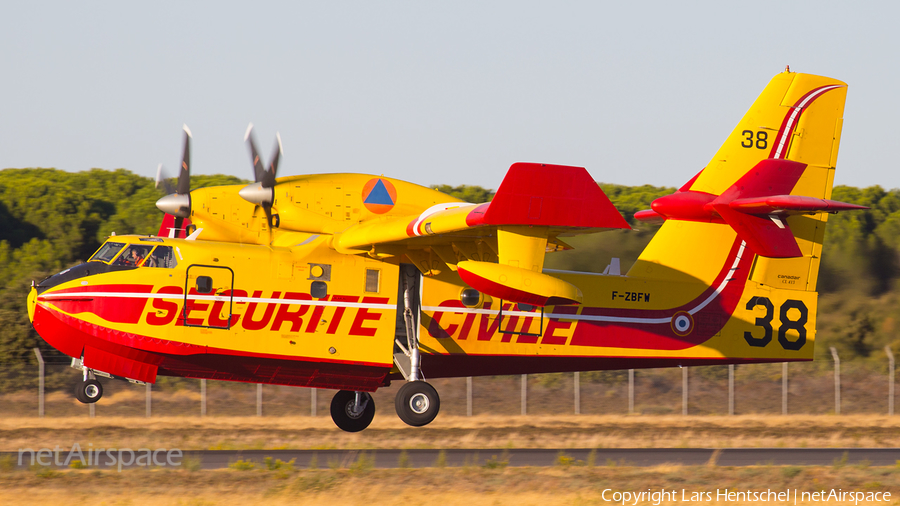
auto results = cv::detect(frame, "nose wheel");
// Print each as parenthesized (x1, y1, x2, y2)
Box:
(330, 390, 375, 432)
(74, 378, 103, 404)
(395, 381, 440, 427)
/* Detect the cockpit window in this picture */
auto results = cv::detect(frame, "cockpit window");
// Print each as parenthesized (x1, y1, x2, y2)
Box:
(144, 245, 178, 269)
(113, 245, 155, 267)
(89, 242, 126, 263)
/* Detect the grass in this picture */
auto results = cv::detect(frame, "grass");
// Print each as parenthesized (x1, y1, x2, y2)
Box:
(0, 464, 896, 505)
(228, 459, 255, 471)
(2, 414, 898, 505)
(2, 414, 900, 451)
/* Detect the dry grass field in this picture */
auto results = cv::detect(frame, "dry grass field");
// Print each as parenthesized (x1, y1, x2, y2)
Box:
(1, 414, 900, 451)
(1, 413, 899, 504)
(0, 461, 897, 506)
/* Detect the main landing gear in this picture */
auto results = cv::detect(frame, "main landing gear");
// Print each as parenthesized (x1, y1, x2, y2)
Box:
(395, 381, 440, 427)
(328, 265, 442, 433)
(392, 264, 440, 428)
(328, 384, 441, 432)
(330, 390, 375, 432)
(74, 368, 103, 404)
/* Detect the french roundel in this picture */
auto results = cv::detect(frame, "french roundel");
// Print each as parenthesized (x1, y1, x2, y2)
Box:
(671, 311, 694, 337)
(362, 178, 397, 214)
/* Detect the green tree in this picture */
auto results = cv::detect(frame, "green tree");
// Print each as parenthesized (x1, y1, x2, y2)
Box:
(430, 184, 494, 203)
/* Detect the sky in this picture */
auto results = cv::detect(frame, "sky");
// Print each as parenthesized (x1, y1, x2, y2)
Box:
(1, 1, 898, 191)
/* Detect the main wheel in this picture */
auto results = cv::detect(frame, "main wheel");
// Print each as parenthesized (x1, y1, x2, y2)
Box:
(75, 379, 103, 404)
(74, 382, 87, 403)
(330, 390, 375, 432)
(395, 381, 440, 427)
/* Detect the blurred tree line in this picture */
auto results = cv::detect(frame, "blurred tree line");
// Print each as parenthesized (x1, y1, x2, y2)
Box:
(0, 168, 245, 390)
(0, 168, 897, 391)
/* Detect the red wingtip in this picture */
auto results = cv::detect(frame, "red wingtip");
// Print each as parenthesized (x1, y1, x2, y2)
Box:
(480, 162, 631, 230)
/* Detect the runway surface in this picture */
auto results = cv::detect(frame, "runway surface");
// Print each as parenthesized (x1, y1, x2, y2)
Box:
(6, 448, 900, 470)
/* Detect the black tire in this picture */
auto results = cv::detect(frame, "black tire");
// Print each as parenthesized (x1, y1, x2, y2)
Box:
(74, 381, 88, 403)
(330, 390, 375, 432)
(75, 379, 103, 404)
(395, 381, 440, 427)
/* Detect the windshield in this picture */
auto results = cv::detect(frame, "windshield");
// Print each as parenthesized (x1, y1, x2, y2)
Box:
(89, 242, 126, 263)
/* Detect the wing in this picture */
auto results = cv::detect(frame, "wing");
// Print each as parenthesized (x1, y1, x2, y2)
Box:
(332, 162, 631, 306)
(177, 162, 629, 307)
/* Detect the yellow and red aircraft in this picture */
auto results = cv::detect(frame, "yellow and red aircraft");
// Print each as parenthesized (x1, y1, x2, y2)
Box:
(28, 71, 863, 431)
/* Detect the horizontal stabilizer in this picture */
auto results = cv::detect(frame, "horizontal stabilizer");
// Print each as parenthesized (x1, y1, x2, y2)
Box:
(728, 195, 868, 215)
(713, 203, 802, 257)
(633, 158, 868, 258)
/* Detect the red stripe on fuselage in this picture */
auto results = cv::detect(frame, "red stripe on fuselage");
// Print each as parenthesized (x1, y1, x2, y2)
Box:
(38, 284, 153, 324)
(568, 238, 751, 350)
(32, 302, 391, 390)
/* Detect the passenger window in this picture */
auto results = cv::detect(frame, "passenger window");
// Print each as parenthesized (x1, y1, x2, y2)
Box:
(365, 269, 380, 293)
(113, 245, 155, 267)
(144, 246, 178, 269)
(89, 242, 126, 263)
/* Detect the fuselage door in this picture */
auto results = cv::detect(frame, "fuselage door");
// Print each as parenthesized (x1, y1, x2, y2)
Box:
(184, 264, 235, 329)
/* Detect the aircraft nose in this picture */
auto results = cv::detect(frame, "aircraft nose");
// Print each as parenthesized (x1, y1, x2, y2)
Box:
(238, 182, 273, 206)
(156, 193, 191, 218)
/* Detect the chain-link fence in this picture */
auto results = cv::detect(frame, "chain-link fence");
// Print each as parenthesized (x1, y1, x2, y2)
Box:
(2, 345, 894, 419)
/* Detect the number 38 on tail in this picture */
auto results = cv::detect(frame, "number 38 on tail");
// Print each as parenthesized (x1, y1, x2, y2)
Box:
(28, 70, 864, 431)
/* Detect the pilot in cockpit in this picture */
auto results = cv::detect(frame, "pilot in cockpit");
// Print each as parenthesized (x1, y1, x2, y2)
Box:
(113, 245, 154, 267)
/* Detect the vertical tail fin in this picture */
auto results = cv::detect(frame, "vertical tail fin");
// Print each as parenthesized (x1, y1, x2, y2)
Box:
(631, 71, 850, 293)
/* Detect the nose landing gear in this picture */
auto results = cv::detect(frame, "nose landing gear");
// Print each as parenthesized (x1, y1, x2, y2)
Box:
(74, 370, 103, 404)
(330, 390, 375, 432)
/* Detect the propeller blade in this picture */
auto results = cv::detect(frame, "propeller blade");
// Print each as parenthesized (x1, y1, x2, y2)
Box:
(242, 124, 282, 245)
(244, 123, 267, 183)
(177, 124, 192, 195)
(263, 132, 282, 188)
(155, 164, 175, 195)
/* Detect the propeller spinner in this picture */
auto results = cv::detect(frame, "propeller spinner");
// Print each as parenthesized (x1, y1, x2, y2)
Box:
(238, 123, 283, 233)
